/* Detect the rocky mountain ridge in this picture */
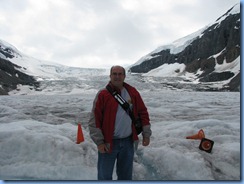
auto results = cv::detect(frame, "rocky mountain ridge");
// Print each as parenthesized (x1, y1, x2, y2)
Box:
(129, 4, 240, 91)
(0, 43, 39, 95)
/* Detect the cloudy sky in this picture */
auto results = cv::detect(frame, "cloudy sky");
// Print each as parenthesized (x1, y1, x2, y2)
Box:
(0, 0, 240, 69)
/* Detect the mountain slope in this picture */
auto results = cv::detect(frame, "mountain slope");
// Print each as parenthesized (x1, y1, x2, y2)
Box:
(0, 58, 39, 95)
(129, 4, 240, 91)
(0, 39, 108, 95)
(0, 41, 40, 95)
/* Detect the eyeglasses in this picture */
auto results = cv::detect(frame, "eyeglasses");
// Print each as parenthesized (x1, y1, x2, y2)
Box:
(112, 72, 124, 76)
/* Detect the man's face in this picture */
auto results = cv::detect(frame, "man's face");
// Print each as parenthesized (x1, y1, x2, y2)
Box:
(110, 66, 125, 88)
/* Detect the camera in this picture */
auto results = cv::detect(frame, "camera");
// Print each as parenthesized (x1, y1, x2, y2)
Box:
(135, 118, 142, 128)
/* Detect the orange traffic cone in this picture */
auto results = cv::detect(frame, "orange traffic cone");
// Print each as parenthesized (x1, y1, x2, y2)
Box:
(186, 129, 205, 140)
(76, 123, 84, 144)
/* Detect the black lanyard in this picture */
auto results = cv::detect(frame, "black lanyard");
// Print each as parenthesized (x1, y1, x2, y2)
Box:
(106, 85, 136, 122)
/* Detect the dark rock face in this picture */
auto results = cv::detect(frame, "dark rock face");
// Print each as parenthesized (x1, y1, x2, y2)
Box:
(0, 58, 39, 95)
(129, 5, 240, 91)
(0, 44, 20, 59)
(226, 72, 240, 91)
(199, 71, 235, 82)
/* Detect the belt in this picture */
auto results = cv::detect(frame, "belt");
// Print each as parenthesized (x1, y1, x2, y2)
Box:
(113, 135, 132, 140)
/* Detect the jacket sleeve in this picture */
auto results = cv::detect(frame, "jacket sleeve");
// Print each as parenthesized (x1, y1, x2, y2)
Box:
(88, 90, 105, 146)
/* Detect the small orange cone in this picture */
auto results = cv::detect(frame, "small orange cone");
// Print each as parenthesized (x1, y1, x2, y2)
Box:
(186, 129, 205, 140)
(76, 123, 84, 144)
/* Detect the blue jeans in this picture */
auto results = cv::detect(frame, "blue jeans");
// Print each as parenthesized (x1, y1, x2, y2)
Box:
(97, 136, 134, 180)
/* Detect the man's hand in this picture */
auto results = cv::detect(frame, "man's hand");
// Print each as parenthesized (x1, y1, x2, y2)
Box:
(142, 137, 150, 146)
(97, 144, 109, 153)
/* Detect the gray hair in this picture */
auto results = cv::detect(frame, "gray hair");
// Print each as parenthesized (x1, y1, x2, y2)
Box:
(110, 65, 126, 75)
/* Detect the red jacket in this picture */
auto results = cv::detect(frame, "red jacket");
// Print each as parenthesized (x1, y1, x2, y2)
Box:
(89, 82, 151, 153)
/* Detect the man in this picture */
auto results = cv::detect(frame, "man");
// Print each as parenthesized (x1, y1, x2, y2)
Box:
(89, 65, 152, 180)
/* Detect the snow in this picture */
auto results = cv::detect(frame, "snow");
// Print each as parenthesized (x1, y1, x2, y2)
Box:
(214, 3, 240, 26)
(0, 72, 240, 181)
(214, 56, 240, 74)
(9, 54, 109, 80)
(143, 63, 186, 77)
